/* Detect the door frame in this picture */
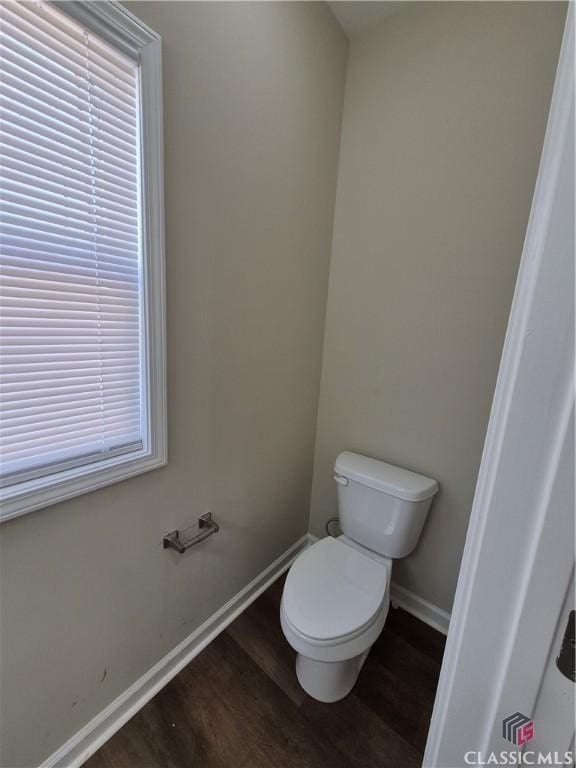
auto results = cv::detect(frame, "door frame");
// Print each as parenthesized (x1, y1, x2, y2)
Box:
(423, 7, 575, 766)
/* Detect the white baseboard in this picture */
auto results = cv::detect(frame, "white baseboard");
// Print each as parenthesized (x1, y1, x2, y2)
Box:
(41, 532, 449, 768)
(41, 534, 309, 768)
(390, 583, 451, 635)
(308, 533, 450, 635)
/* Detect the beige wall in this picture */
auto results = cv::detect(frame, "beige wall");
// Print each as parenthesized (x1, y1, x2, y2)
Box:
(0, 4, 347, 765)
(309, 2, 566, 613)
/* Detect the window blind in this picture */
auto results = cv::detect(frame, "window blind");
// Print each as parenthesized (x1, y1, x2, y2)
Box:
(0, 0, 144, 485)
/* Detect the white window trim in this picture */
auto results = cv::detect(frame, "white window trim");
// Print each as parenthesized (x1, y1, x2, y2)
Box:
(0, 1, 166, 522)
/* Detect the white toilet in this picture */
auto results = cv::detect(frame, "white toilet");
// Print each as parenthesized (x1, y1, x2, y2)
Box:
(280, 451, 438, 703)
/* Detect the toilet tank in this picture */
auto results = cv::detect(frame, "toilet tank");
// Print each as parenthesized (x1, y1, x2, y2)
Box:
(334, 452, 439, 559)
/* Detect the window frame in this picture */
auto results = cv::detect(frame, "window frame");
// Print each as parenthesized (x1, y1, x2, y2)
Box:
(0, 0, 166, 522)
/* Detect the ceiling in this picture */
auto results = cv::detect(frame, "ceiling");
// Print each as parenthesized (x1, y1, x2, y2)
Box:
(327, 2, 405, 37)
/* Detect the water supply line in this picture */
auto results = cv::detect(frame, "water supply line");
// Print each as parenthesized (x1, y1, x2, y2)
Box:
(325, 517, 341, 538)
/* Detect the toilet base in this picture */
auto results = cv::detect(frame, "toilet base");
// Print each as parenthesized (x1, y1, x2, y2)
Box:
(295, 648, 370, 703)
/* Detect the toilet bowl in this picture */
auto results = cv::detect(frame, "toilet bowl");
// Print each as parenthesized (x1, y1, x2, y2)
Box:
(280, 536, 392, 702)
(281, 451, 438, 702)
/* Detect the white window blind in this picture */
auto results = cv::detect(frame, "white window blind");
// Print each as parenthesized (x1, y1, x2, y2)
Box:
(0, 0, 145, 486)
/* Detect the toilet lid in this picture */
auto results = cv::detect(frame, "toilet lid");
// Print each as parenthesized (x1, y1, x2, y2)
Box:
(282, 537, 388, 641)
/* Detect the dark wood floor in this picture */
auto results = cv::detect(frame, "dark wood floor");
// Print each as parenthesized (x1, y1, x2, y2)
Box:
(86, 574, 445, 768)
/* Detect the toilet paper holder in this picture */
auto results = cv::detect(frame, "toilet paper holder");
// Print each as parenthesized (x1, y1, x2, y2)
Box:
(163, 513, 220, 554)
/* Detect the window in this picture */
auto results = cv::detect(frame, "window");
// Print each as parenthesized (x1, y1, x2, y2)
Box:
(0, 0, 166, 520)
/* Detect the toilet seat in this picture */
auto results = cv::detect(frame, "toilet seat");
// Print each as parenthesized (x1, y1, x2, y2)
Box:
(282, 537, 388, 646)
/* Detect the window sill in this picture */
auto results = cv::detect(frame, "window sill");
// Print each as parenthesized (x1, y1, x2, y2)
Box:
(0, 446, 167, 523)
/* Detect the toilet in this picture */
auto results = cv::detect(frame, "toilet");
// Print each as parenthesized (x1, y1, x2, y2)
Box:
(280, 451, 438, 703)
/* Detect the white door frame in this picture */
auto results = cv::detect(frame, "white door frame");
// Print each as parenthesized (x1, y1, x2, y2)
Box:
(424, 7, 575, 766)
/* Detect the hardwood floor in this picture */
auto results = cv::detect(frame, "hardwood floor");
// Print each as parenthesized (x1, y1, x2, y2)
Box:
(86, 575, 445, 768)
